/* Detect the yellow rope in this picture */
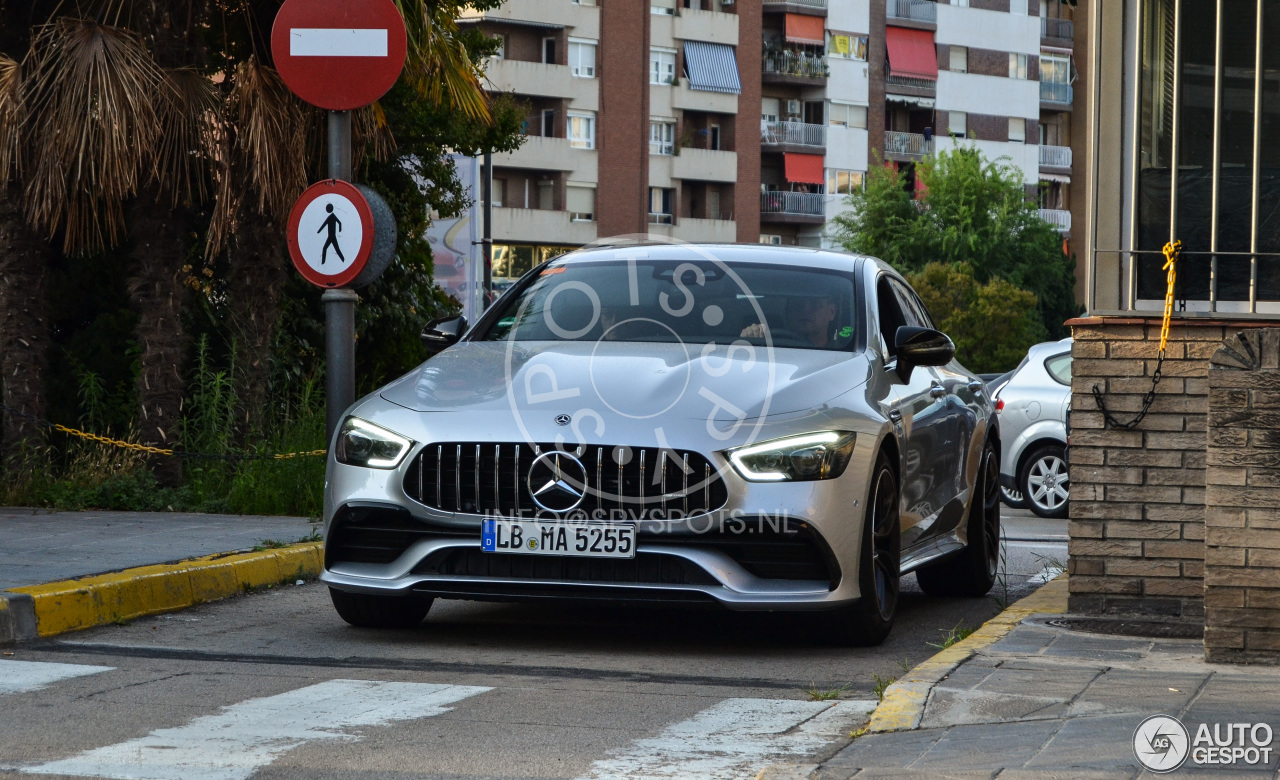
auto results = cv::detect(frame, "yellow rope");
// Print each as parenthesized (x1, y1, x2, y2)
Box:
(1158, 240, 1180, 354)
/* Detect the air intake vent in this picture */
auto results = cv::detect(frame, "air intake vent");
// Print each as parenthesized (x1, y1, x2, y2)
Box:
(403, 443, 729, 518)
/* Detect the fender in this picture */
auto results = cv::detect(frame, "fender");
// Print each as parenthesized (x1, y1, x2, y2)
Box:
(1002, 418, 1066, 483)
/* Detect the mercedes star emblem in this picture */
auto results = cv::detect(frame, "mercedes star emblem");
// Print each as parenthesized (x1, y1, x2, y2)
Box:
(527, 451, 588, 513)
(554, 414, 571, 426)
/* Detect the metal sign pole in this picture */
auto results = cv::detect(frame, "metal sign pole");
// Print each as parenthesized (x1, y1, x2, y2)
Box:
(324, 110, 357, 443)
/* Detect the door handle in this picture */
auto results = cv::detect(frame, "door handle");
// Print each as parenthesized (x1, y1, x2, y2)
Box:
(968, 380, 984, 394)
(930, 385, 947, 399)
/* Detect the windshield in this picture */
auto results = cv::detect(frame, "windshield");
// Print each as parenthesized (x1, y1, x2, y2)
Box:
(479, 259, 858, 351)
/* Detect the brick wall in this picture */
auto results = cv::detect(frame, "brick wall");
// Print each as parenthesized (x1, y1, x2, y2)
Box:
(1068, 317, 1222, 619)
(734, 0, 761, 241)
(598, 0, 649, 237)
(1204, 329, 1280, 664)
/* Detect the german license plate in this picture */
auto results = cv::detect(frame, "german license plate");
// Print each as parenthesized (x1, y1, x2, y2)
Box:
(481, 519, 636, 559)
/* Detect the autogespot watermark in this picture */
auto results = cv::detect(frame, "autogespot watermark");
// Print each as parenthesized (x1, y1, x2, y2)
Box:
(1133, 715, 1274, 773)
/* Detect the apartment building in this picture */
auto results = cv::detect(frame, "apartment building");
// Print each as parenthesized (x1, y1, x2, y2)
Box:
(460, 0, 1078, 279)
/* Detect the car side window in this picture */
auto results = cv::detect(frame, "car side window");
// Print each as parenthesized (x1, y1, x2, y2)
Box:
(897, 283, 936, 330)
(1045, 353, 1072, 386)
(876, 277, 913, 359)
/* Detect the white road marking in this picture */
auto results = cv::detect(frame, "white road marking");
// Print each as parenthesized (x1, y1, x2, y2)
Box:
(0, 660, 112, 694)
(576, 697, 876, 780)
(290, 28, 388, 57)
(22, 679, 490, 780)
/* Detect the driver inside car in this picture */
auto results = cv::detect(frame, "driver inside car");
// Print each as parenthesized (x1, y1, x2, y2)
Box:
(740, 294, 838, 348)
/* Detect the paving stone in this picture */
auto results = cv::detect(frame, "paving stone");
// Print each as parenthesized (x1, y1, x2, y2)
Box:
(1067, 670, 1209, 718)
(907, 720, 1064, 770)
(996, 770, 1138, 780)
(986, 626, 1060, 656)
(1024, 713, 1147, 771)
(818, 728, 943, 773)
(921, 688, 1069, 728)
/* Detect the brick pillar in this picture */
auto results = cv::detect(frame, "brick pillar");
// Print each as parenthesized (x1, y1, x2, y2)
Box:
(734, 0, 762, 242)
(598, 0, 649, 237)
(1205, 329, 1280, 664)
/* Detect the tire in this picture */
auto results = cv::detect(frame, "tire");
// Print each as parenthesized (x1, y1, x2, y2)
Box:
(1000, 485, 1027, 509)
(1019, 443, 1069, 519)
(824, 450, 900, 646)
(329, 588, 433, 629)
(916, 438, 1000, 598)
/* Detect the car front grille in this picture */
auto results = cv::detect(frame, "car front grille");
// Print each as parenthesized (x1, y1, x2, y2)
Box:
(325, 506, 467, 566)
(403, 442, 729, 517)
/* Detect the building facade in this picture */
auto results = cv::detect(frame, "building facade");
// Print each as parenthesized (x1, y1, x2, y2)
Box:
(460, 0, 1079, 284)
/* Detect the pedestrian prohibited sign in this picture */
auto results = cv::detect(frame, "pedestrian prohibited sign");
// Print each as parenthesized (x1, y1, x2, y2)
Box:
(287, 180, 375, 288)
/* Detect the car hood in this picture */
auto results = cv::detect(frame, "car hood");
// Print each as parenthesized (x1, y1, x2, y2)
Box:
(379, 340, 871, 421)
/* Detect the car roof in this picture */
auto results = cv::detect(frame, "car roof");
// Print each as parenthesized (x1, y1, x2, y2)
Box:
(1025, 338, 1073, 360)
(551, 243, 877, 274)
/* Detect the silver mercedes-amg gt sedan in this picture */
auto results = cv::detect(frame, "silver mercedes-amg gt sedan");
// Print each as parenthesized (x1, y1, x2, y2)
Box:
(322, 244, 1000, 645)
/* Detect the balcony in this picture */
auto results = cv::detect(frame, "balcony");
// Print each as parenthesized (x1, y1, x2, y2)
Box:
(673, 217, 738, 243)
(887, 0, 937, 24)
(483, 59, 595, 106)
(491, 207, 598, 244)
(1038, 208, 1071, 233)
(762, 50, 829, 85)
(1039, 144, 1072, 170)
(1041, 16, 1074, 41)
(672, 147, 738, 183)
(760, 120, 826, 151)
(761, 191, 825, 224)
(884, 131, 931, 161)
(761, 0, 827, 14)
(1040, 81, 1073, 106)
(885, 73, 937, 94)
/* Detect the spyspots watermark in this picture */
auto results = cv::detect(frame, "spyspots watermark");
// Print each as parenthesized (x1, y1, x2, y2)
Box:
(1133, 715, 1275, 773)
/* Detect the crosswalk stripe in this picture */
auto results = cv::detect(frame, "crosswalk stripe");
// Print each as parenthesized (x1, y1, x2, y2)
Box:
(576, 697, 876, 780)
(21, 679, 491, 780)
(0, 659, 113, 695)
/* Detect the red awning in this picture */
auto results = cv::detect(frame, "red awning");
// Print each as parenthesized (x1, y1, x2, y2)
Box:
(784, 152, 824, 185)
(784, 13, 825, 45)
(885, 26, 938, 80)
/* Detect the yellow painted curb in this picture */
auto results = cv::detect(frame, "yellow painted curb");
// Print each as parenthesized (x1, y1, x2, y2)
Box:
(6, 542, 324, 638)
(867, 573, 1069, 733)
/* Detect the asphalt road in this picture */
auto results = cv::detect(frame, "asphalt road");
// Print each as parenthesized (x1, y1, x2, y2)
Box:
(0, 509, 1064, 780)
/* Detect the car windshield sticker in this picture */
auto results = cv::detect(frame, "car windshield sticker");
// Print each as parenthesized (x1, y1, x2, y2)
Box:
(839, 326, 853, 338)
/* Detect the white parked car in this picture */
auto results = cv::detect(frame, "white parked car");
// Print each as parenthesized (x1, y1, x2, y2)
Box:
(994, 338, 1071, 518)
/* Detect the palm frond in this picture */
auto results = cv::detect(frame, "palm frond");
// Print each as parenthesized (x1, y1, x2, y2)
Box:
(150, 67, 221, 208)
(394, 0, 491, 122)
(353, 100, 395, 171)
(207, 56, 311, 260)
(21, 19, 163, 255)
(0, 54, 24, 185)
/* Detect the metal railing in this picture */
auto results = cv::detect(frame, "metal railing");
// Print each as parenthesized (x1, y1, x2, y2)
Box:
(760, 120, 826, 148)
(1040, 81, 1073, 104)
(762, 50, 830, 79)
(761, 191, 825, 216)
(1041, 16, 1074, 39)
(1038, 209, 1071, 232)
(887, 0, 937, 23)
(884, 131, 930, 159)
(1039, 144, 1072, 168)
(763, 0, 827, 6)
(885, 73, 937, 91)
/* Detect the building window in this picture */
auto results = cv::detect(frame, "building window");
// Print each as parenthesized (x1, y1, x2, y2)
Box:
(949, 46, 968, 73)
(1010, 0, 1026, 14)
(491, 35, 506, 60)
(567, 184, 596, 221)
(1009, 53, 1028, 80)
(492, 178, 505, 208)
(760, 234, 783, 245)
(541, 109, 555, 137)
(568, 111, 596, 149)
(1009, 117, 1026, 143)
(761, 97, 781, 123)
(650, 48, 677, 85)
(828, 102, 868, 129)
(827, 169, 865, 195)
(568, 39, 596, 77)
(649, 120, 676, 155)
(948, 111, 967, 137)
(649, 187, 674, 224)
(542, 37, 557, 65)
(951, 0, 969, 6)
(827, 33, 868, 61)
(571, 0, 596, 5)
(1041, 53, 1070, 84)
(651, 0, 676, 14)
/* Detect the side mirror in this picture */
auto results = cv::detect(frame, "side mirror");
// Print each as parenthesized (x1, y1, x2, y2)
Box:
(421, 315, 467, 354)
(894, 326, 955, 382)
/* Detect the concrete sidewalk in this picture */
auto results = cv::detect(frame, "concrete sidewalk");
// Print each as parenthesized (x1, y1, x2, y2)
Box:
(764, 576, 1280, 779)
(0, 508, 322, 643)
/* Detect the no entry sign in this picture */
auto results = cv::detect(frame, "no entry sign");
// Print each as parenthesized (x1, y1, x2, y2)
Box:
(271, 0, 408, 111)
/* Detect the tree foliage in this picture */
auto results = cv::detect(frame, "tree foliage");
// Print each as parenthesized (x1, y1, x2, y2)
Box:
(906, 263, 1046, 373)
(832, 146, 1080, 341)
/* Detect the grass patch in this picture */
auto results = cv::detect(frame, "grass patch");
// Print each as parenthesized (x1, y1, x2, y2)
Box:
(872, 674, 896, 702)
(802, 682, 851, 702)
(927, 621, 976, 651)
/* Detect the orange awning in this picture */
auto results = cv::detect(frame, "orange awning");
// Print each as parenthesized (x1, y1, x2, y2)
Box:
(784, 14, 825, 45)
(885, 26, 938, 80)
(784, 153, 824, 185)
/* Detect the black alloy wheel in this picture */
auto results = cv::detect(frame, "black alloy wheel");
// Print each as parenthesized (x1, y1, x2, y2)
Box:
(825, 450, 900, 646)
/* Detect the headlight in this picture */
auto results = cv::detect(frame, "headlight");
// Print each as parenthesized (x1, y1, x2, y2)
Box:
(334, 417, 414, 469)
(728, 432, 856, 482)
